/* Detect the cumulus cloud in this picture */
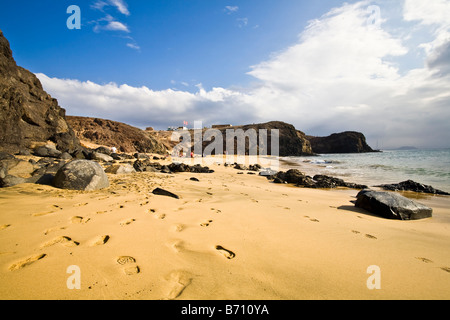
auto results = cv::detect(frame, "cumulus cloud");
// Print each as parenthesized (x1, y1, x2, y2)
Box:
(38, 1, 450, 148)
(36, 74, 258, 129)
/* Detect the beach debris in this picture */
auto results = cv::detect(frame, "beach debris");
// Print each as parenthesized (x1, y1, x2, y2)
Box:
(152, 187, 180, 199)
(375, 180, 450, 196)
(53, 160, 110, 191)
(355, 189, 433, 220)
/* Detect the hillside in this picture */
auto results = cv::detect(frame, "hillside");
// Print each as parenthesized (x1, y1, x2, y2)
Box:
(66, 116, 168, 154)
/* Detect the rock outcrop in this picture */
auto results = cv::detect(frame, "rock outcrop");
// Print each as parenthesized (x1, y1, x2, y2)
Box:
(66, 116, 168, 155)
(188, 121, 314, 157)
(375, 180, 450, 196)
(0, 30, 80, 154)
(307, 131, 375, 154)
(355, 190, 433, 220)
(267, 169, 367, 189)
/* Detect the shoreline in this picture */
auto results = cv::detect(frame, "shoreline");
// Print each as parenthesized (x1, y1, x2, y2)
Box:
(0, 156, 449, 300)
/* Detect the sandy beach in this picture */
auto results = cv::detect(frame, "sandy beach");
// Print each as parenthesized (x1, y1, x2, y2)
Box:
(0, 155, 449, 300)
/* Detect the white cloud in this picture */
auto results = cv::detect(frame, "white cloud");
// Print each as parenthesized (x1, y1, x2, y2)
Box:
(92, 14, 130, 33)
(92, 0, 130, 16)
(225, 6, 239, 14)
(237, 17, 248, 28)
(109, 0, 130, 16)
(36, 74, 258, 129)
(126, 43, 140, 50)
(105, 20, 129, 32)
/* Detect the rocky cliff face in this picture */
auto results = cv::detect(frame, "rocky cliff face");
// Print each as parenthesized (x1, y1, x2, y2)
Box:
(189, 121, 314, 157)
(0, 30, 81, 154)
(66, 116, 168, 154)
(307, 131, 375, 154)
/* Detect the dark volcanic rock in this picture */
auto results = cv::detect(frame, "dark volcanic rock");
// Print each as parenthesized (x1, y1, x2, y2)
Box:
(313, 175, 367, 189)
(53, 160, 109, 191)
(271, 170, 366, 189)
(0, 30, 81, 154)
(307, 131, 375, 154)
(168, 163, 214, 173)
(0, 175, 27, 188)
(355, 190, 433, 220)
(376, 180, 450, 196)
(34, 145, 62, 158)
(152, 188, 179, 199)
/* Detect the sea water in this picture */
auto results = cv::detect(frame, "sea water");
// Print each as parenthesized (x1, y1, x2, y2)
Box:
(279, 148, 450, 193)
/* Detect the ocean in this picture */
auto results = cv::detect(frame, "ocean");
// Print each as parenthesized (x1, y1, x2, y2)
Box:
(279, 148, 450, 193)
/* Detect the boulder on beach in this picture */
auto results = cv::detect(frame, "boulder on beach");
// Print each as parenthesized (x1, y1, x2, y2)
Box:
(90, 152, 114, 162)
(105, 164, 136, 174)
(355, 189, 433, 220)
(53, 160, 109, 191)
(34, 145, 62, 158)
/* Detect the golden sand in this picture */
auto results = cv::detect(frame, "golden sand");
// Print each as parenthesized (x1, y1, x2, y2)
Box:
(0, 157, 449, 300)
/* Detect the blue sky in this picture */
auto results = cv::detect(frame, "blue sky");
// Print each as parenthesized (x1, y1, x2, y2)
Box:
(1, 0, 450, 148)
(1, 0, 334, 90)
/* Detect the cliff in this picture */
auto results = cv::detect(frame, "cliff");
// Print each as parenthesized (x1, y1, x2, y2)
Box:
(66, 116, 168, 154)
(306, 131, 375, 154)
(186, 121, 314, 157)
(0, 30, 80, 154)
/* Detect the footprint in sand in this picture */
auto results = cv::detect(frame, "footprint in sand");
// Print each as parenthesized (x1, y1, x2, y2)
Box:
(440, 267, 450, 273)
(200, 220, 213, 227)
(120, 219, 136, 226)
(41, 236, 79, 248)
(9, 254, 47, 271)
(170, 240, 185, 253)
(416, 257, 433, 264)
(149, 208, 166, 220)
(116, 256, 140, 275)
(74, 202, 89, 207)
(165, 270, 192, 300)
(71, 216, 90, 224)
(44, 226, 67, 235)
(0, 224, 11, 230)
(33, 205, 63, 217)
(365, 234, 377, 240)
(90, 235, 110, 246)
(215, 245, 236, 260)
(172, 224, 185, 233)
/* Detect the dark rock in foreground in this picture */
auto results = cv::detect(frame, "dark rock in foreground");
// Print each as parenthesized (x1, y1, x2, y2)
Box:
(355, 190, 433, 220)
(375, 180, 450, 196)
(152, 188, 179, 199)
(53, 160, 109, 191)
